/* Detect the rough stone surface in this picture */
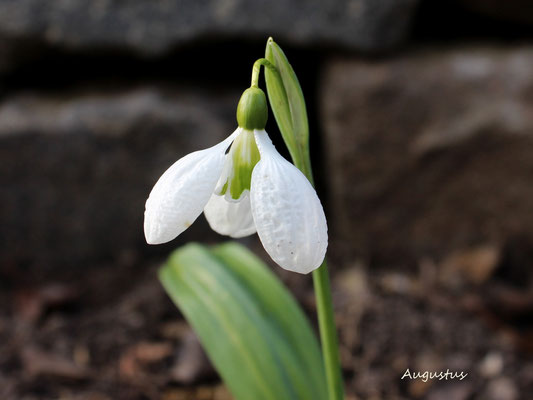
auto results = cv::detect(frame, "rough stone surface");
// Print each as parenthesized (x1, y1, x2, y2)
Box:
(322, 47, 533, 264)
(458, 0, 533, 25)
(0, 0, 418, 59)
(0, 86, 239, 270)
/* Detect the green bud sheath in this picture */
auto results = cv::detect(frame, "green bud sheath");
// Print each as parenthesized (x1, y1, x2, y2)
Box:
(237, 87, 268, 130)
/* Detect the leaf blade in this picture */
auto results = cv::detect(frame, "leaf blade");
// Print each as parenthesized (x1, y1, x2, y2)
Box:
(159, 243, 327, 400)
(212, 242, 327, 393)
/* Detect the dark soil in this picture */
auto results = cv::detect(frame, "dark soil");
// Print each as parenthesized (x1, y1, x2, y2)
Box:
(1, 238, 532, 400)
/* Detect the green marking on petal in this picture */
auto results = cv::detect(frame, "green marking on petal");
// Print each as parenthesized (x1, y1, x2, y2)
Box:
(218, 130, 260, 201)
(219, 181, 229, 196)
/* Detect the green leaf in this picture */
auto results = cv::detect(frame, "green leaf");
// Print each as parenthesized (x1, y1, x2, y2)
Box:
(159, 242, 327, 400)
(264, 37, 310, 173)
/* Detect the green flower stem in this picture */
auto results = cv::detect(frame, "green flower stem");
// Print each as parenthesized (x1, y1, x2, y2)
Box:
(312, 259, 343, 400)
(254, 53, 344, 399)
(251, 58, 278, 88)
(293, 156, 344, 400)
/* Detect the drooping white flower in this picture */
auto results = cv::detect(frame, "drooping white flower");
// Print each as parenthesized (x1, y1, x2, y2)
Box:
(144, 88, 327, 274)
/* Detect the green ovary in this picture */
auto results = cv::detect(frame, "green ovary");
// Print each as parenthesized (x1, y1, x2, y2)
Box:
(219, 130, 260, 201)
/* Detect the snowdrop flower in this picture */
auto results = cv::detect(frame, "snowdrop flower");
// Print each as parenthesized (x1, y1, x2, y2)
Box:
(144, 87, 327, 274)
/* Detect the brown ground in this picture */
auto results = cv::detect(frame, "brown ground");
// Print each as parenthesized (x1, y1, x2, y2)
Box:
(1, 238, 532, 400)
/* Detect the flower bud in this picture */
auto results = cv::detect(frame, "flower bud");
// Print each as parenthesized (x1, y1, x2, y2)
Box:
(236, 87, 268, 130)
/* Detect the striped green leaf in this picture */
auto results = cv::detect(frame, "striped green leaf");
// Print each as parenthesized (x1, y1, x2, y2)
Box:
(159, 242, 327, 400)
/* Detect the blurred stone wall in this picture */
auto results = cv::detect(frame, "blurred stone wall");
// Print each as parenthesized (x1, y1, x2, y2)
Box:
(323, 48, 533, 265)
(1, 0, 532, 270)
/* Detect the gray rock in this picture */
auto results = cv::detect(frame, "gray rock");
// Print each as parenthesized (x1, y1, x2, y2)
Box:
(0, 0, 418, 59)
(321, 47, 533, 264)
(0, 86, 239, 270)
(458, 0, 533, 25)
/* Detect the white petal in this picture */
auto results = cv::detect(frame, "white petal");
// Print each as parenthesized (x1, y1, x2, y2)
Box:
(250, 130, 328, 274)
(204, 191, 256, 238)
(144, 129, 240, 244)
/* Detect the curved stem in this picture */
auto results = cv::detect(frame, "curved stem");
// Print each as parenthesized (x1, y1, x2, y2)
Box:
(251, 58, 278, 87)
